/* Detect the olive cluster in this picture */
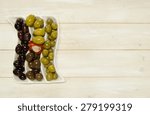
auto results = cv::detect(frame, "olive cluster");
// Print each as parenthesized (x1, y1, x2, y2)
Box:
(13, 18, 31, 80)
(41, 18, 58, 81)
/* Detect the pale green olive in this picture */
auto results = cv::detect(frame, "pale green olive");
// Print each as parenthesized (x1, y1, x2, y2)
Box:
(25, 14, 36, 27)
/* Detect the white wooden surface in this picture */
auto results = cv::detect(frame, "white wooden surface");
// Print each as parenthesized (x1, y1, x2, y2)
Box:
(0, 0, 150, 97)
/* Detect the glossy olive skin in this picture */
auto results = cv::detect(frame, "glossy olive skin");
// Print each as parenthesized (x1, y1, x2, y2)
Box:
(18, 31, 24, 41)
(35, 73, 43, 81)
(33, 17, 44, 29)
(19, 73, 26, 80)
(33, 28, 45, 36)
(46, 18, 53, 25)
(48, 64, 55, 72)
(46, 72, 53, 81)
(28, 61, 34, 69)
(50, 31, 57, 40)
(13, 68, 22, 76)
(33, 59, 41, 69)
(15, 44, 22, 54)
(26, 71, 35, 80)
(45, 24, 52, 34)
(22, 23, 29, 33)
(25, 14, 36, 27)
(42, 49, 49, 57)
(32, 69, 40, 75)
(43, 40, 51, 49)
(48, 52, 54, 60)
(26, 52, 34, 62)
(24, 33, 31, 41)
(51, 22, 58, 30)
(40, 57, 50, 65)
(13, 60, 22, 68)
(32, 36, 45, 45)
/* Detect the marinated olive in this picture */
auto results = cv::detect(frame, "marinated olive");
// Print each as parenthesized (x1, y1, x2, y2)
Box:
(13, 60, 21, 68)
(42, 49, 49, 57)
(26, 52, 34, 62)
(46, 18, 53, 25)
(24, 33, 31, 41)
(32, 36, 45, 45)
(17, 66, 25, 72)
(15, 23, 22, 31)
(48, 64, 55, 72)
(28, 61, 34, 69)
(53, 73, 58, 79)
(22, 44, 29, 53)
(33, 28, 45, 36)
(18, 31, 24, 41)
(25, 14, 36, 27)
(33, 59, 41, 69)
(48, 48, 53, 53)
(33, 17, 44, 29)
(32, 69, 40, 74)
(26, 71, 35, 80)
(22, 23, 29, 33)
(50, 30, 57, 40)
(50, 40, 56, 47)
(16, 18, 24, 25)
(19, 73, 26, 80)
(48, 52, 54, 60)
(43, 40, 51, 49)
(46, 72, 53, 81)
(15, 44, 22, 54)
(13, 68, 22, 76)
(51, 22, 57, 30)
(45, 24, 52, 34)
(35, 73, 43, 81)
(40, 57, 50, 65)
(18, 54, 26, 62)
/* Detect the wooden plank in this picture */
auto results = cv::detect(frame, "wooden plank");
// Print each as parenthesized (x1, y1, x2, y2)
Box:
(2, 50, 150, 78)
(0, 77, 149, 97)
(2, 23, 150, 50)
(1, 0, 150, 23)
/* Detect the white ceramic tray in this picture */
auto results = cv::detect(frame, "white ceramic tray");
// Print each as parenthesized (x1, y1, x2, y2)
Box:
(8, 16, 64, 83)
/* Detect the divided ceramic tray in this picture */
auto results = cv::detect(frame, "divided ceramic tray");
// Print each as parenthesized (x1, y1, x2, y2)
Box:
(8, 16, 64, 83)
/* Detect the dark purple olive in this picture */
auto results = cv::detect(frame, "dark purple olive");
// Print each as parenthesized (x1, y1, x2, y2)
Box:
(14, 23, 22, 31)
(24, 33, 31, 41)
(15, 44, 22, 54)
(13, 68, 22, 76)
(22, 24, 29, 33)
(18, 73, 26, 80)
(22, 44, 29, 53)
(16, 18, 24, 25)
(18, 54, 26, 62)
(18, 31, 24, 41)
(17, 66, 25, 72)
(13, 60, 21, 68)
(21, 40, 28, 45)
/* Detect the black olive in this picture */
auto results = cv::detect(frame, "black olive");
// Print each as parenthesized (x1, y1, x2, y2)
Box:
(15, 44, 22, 54)
(18, 31, 24, 41)
(13, 68, 22, 76)
(13, 60, 21, 68)
(18, 73, 26, 80)
(17, 66, 25, 72)
(24, 33, 31, 41)
(14, 23, 22, 31)
(22, 23, 29, 33)
(16, 18, 24, 25)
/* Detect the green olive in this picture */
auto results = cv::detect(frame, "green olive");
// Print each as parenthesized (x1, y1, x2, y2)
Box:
(32, 36, 45, 45)
(25, 14, 36, 27)
(43, 40, 51, 49)
(35, 73, 43, 81)
(40, 57, 50, 65)
(42, 49, 49, 57)
(48, 64, 55, 72)
(53, 73, 58, 80)
(51, 22, 58, 30)
(33, 17, 44, 29)
(33, 28, 45, 36)
(50, 40, 56, 47)
(49, 49, 53, 53)
(46, 18, 53, 25)
(50, 31, 57, 40)
(46, 72, 53, 81)
(45, 24, 52, 34)
(48, 52, 54, 60)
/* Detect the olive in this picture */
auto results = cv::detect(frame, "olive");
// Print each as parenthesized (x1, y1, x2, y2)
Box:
(33, 59, 41, 69)
(26, 71, 35, 80)
(18, 54, 26, 62)
(19, 73, 26, 80)
(48, 52, 54, 60)
(13, 68, 22, 76)
(43, 40, 51, 49)
(16, 18, 24, 25)
(46, 18, 53, 25)
(17, 66, 25, 72)
(32, 36, 45, 45)
(42, 49, 49, 57)
(45, 24, 52, 34)
(49, 48, 53, 53)
(28, 61, 34, 69)
(48, 64, 55, 72)
(18, 31, 24, 41)
(50, 40, 56, 47)
(51, 22, 58, 30)
(33, 28, 45, 36)
(40, 57, 50, 65)
(32, 69, 40, 74)
(22, 23, 29, 33)
(46, 73, 53, 81)
(13, 60, 21, 68)
(26, 52, 34, 62)
(25, 14, 36, 27)
(15, 44, 22, 54)
(53, 73, 58, 79)
(35, 73, 43, 81)
(34, 53, 40, 60)
(33, 17, 44, 29)
(24, 33, 31, 41)
(21, 40, 28, 45)
(50, 30, 57, 40)
(22, 44, 29, 53)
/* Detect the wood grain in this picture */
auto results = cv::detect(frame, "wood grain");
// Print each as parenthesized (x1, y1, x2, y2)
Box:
(0, 0, 150, 23)
(0, 77, 149, 97)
